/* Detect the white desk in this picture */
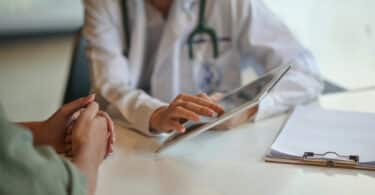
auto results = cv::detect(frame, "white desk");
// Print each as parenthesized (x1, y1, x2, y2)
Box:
(96, 90, 375, 195)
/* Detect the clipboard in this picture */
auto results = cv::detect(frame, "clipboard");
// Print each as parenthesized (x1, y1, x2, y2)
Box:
(265, 151, 375, 171)
(264, 105, 375, 171)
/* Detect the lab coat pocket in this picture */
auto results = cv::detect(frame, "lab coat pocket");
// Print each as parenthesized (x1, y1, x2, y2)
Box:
(190, 44, 242, 94)
(176, 39, 241, 95)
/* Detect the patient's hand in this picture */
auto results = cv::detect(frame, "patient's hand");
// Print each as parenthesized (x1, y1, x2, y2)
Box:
(19, 94, 96, 153)
(64, 109, 115, 158)
(68, 102, 110, 195)
(44, 95, 98, 152)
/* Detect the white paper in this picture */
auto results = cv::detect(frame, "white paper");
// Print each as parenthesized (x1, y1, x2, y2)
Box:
(271, 106, 375, 163)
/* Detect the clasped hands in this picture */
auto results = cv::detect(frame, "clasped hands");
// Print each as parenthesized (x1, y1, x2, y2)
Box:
(21, 94, 115, 160)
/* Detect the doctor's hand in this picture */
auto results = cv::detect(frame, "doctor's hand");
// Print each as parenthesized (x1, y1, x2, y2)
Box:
(150, 93, 224, 133)
(203, 93, 258, 130)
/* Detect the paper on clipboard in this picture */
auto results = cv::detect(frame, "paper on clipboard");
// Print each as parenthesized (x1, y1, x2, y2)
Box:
(270, 105, 375, 164)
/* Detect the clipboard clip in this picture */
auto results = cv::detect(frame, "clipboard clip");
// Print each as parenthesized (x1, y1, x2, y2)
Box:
(303, 152, 360, 167)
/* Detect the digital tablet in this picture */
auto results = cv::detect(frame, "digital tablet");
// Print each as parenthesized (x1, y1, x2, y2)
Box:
(156, 64, 291, 153)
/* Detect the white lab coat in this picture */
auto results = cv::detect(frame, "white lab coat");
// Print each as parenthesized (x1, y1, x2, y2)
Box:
(83, 0, 323, 136)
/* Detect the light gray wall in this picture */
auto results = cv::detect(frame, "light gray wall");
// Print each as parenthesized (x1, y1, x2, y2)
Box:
(0, 0, 83, 34)
(264, 0, 375, 89)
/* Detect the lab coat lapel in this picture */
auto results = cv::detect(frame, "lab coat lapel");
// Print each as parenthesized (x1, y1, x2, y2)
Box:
(128, 0, 146, 88)
(151, 0, 199, 101)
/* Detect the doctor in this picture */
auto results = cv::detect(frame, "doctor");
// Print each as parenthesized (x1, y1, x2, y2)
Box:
(83, 0, 323, 135)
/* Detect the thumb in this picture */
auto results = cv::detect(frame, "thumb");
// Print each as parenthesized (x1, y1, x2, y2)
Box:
(60, 94, 96, 117)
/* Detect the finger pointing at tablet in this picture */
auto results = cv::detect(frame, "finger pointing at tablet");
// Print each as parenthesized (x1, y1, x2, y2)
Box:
(150, 93, 224, 133)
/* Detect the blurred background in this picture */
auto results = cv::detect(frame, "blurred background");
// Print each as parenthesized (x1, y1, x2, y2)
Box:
(0, 0, 374, 121)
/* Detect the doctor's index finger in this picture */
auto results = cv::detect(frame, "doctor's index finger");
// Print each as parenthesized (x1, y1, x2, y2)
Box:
(173, 101, 217, 117)
(178, 94, 224, 114)
(171, 106, 200, 122)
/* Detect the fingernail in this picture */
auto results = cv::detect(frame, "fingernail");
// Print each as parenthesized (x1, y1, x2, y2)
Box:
(181, 128, 186, 133)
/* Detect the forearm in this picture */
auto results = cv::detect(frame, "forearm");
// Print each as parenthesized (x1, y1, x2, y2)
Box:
(98, 84, 167, 135)
(73, 154, 100, 195)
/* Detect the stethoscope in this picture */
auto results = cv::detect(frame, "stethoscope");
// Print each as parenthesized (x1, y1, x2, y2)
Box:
(121, 0, 223, 94)
(121, 0, 219, 60)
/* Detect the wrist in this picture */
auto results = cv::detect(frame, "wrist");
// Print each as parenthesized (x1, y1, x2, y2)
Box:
(73, 152, 100, 171)
(72, 137, 105, 167)
(72, 155, 99, 195)
(19, 121, 47, 145)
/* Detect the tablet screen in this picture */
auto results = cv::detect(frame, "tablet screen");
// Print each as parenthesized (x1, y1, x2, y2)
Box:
(219, 73, 274, 112)
(183, 70, 275, 131)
